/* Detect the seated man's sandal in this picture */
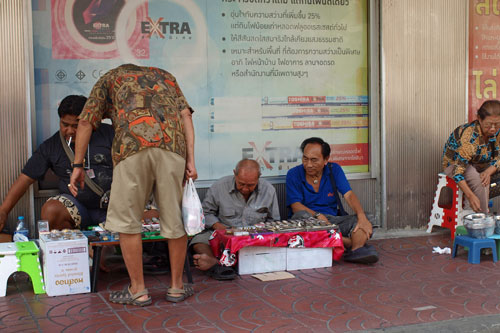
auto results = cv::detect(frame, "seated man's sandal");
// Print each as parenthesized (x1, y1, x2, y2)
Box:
(207, 263, 237, 281)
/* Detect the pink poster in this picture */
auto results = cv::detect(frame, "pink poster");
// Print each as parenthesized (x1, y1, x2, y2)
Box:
(51, 0, 149, 59)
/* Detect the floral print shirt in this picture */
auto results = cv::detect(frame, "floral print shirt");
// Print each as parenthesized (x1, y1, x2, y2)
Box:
(79, 64, 193, 166)
(442, 120, 500, 183)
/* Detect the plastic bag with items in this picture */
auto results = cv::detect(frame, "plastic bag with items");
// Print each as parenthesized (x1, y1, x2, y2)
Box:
(182, 178, 205, 236)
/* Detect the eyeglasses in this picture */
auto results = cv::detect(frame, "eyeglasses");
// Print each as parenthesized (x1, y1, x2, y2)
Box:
(482, 121, 500, 129)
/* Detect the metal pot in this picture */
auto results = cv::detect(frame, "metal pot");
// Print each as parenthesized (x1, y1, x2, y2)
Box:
(463, 213, 495, 238)
(494, 215, 500, 234)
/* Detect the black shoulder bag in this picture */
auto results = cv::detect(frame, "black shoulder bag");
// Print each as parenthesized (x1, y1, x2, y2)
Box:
(59, 132, 110, 208)
(328, 163, 348, 216)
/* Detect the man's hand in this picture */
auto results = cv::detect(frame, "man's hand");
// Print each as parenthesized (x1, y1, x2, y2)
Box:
(211, 222, 227, 230)
(0, 210, 7, 232)
(353, 215, 373, 239)
(466, 193, 482, 212)
(69, 168, 86, 196)
(185, 161, 198, 182)
(316, 213, 329, 222)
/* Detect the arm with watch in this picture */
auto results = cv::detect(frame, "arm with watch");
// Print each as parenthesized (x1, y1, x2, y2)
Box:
(69, 119, 93, 197)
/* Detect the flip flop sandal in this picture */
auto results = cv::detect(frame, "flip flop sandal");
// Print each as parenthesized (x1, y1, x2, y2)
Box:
(166, 284, 195, 303)
(206, 263, 237, 281)
(109, 285, 152, 306)
(343, 246, 379, 264)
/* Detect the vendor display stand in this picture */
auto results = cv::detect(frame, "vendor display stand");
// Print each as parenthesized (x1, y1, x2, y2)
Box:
(209, 229, 344, 274)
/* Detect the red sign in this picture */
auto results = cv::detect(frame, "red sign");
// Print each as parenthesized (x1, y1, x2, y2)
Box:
(468, 0, 500, 120)
(288, 96, 326, 104)
(329, 143, 369, 166)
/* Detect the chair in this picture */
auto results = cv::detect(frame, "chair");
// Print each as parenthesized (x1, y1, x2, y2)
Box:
(0, 241, 45, 296)
(452, 235, 497, 264)
(427, 173, 471, 239)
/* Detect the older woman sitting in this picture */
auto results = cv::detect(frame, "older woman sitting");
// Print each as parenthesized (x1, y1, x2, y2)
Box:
(442, 100, 500, 213)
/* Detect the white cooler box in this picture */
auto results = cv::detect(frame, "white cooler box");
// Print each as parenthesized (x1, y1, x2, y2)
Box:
(286, 247, 332, 271)
(238, 246, 332, 275)
(39, 233, 90, 296)
(238, 246, 286, 275)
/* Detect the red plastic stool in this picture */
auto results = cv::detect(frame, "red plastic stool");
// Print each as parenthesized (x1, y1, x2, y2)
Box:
(427, 173, 471, 239)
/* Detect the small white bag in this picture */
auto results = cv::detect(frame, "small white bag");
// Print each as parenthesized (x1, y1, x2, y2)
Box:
(182, 178, 205, 236)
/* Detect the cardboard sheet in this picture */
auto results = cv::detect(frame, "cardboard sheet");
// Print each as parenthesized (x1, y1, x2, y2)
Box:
(251, 271, 295, 281)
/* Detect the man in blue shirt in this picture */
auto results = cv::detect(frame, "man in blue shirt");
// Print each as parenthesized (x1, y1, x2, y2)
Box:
(286, 137, 378, 264)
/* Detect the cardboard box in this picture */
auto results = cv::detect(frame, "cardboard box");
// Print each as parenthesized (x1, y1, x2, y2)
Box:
(238, 246, 333, 275)
(39, 233, 90, 296)
(238, 246, 286, 275)
(286, 247, 332, 271)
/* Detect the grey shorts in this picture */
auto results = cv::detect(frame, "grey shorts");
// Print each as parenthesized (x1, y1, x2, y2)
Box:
(190, 229, 214, 246)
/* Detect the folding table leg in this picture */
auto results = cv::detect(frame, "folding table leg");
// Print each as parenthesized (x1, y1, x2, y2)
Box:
(91, 246, 102, 293)
(184, 255, 193, 284)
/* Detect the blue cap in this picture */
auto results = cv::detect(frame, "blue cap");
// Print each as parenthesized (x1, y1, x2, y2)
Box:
(18, 216, 24, 220)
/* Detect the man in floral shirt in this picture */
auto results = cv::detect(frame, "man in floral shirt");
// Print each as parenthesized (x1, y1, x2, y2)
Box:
(70, 64, 196, 306)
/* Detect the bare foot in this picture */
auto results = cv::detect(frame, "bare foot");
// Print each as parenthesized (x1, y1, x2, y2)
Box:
(193, 253, 218, 271)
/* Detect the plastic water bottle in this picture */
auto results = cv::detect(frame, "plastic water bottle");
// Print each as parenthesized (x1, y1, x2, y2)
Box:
(14, 216, 29, 239)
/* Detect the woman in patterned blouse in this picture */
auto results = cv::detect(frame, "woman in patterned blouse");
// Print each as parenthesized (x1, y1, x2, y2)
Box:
(442, 100, 500, 213)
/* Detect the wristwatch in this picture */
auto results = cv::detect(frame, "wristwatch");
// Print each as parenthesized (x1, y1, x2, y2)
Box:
(72, 163, 84, 168)
(313, 212, 321, 218)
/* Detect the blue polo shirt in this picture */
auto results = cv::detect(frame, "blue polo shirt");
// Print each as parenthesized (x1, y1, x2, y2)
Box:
(286, 163, 351, 217)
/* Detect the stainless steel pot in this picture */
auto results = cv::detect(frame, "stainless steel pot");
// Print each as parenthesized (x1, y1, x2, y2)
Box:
(463, 213, 495, 238)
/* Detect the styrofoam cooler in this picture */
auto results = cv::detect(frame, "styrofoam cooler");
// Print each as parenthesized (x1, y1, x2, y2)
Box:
(238, 246, 333, 275)
(238, 246, 286, 275)
(286, 247, 332, 271)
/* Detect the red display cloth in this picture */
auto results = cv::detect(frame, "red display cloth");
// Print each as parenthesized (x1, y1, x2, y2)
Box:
(209, 229, 344, 267)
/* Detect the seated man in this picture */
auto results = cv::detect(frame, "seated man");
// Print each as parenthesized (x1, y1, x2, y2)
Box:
(0, 95, 114, 233)
(191, 159, 281, 280)
(286, 137, 378, 264)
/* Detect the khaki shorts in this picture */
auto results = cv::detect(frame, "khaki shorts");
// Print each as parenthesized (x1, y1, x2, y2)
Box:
(105, 148, 186, 239)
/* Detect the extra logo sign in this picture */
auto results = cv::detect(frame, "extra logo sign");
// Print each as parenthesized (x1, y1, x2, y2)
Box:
(141, 17, 191, 39)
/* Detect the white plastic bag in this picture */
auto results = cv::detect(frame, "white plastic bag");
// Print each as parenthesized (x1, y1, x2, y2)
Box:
(182, 178, 205, 236)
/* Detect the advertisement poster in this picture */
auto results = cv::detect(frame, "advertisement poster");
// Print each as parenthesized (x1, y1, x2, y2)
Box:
(468, 0, 500, 121)
(33, 0, 369, 180)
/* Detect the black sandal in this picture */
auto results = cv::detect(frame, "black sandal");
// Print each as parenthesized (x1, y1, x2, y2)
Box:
(206, 264, 237, 281)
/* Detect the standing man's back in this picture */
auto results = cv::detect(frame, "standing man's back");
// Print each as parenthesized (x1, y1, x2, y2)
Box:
(70, 64, 197, 306)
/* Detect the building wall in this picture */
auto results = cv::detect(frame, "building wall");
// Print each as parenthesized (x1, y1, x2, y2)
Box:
(381, 0, 469, 229)
(0, 1, 34, 233)
(1, 0, 473, 233)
